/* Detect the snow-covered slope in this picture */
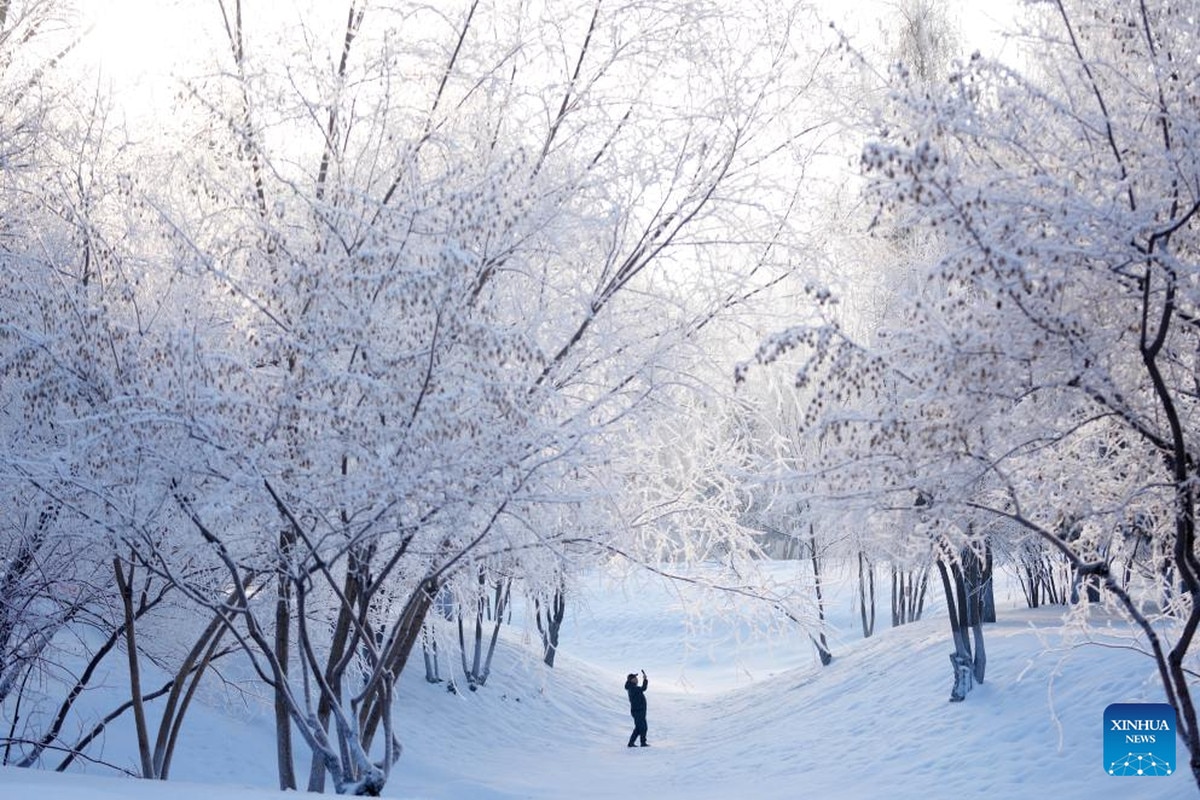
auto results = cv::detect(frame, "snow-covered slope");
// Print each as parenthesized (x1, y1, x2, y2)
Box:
(0, 568, 1193, 799)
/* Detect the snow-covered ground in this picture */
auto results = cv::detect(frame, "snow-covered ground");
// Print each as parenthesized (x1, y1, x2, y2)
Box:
(1, 566, 1193, 799)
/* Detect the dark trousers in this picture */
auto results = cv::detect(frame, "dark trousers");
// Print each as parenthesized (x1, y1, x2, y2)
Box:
(628, 710, 648, 746)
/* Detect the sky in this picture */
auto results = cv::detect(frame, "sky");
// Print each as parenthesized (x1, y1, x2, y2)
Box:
(72, 0, 1026, 102)
(814, 0, 1023, 59)
(0, 565, 1193, 799)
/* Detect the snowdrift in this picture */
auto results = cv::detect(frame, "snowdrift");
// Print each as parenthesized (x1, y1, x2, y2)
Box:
(0, 569, 1193, 799)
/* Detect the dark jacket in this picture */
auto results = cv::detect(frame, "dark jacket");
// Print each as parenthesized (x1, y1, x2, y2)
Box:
(625, 675, 648, 714)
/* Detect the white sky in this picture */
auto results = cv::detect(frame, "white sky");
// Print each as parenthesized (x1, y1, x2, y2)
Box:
(816, 0, 1023, 62)
(73, 0, 1026, 94)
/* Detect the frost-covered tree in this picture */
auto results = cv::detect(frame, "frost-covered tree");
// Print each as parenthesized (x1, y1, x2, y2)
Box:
(752, 0, 1200, 786)
(2, 0, 821, 793)
(0, 0, 195, 773)
(730, 375, 843, 662)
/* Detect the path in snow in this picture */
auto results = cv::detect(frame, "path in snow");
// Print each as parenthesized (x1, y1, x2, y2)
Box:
(1, 567, 1194, 799)
(384, 570, 1194, 800)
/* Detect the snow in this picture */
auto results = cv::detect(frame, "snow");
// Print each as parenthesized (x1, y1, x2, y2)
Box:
(1, 567, 1193, 799)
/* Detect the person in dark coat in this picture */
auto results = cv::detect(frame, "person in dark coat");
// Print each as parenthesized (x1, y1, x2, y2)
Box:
(625, 670, 649, 747)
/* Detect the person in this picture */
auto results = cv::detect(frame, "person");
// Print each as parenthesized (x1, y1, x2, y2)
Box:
(625, 670, 649, 747)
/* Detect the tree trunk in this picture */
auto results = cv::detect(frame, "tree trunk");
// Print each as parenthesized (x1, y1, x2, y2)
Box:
(891, 563, 929, 626)
(273, 563, 296, 791)
(359, 579, 437, 754)
(536, 586, 566, 668)
(471, 595, 484, 684)
(960, 544, 987, 684)
(891, 565, 904, 626)
(422, 625, 442, 683)
(936, 552, 975, 702)
(478, 579, 510, 686)
(980, 540, 996, 623)
(858, 551, 876, 638)
(809, 523, 832, 666)
(457, 610, 472, 687)
(458, 575, 511, 687)
(306, 555, 366, 793)
(113, 557, 155, 778)
(157, 624, 227, 778)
